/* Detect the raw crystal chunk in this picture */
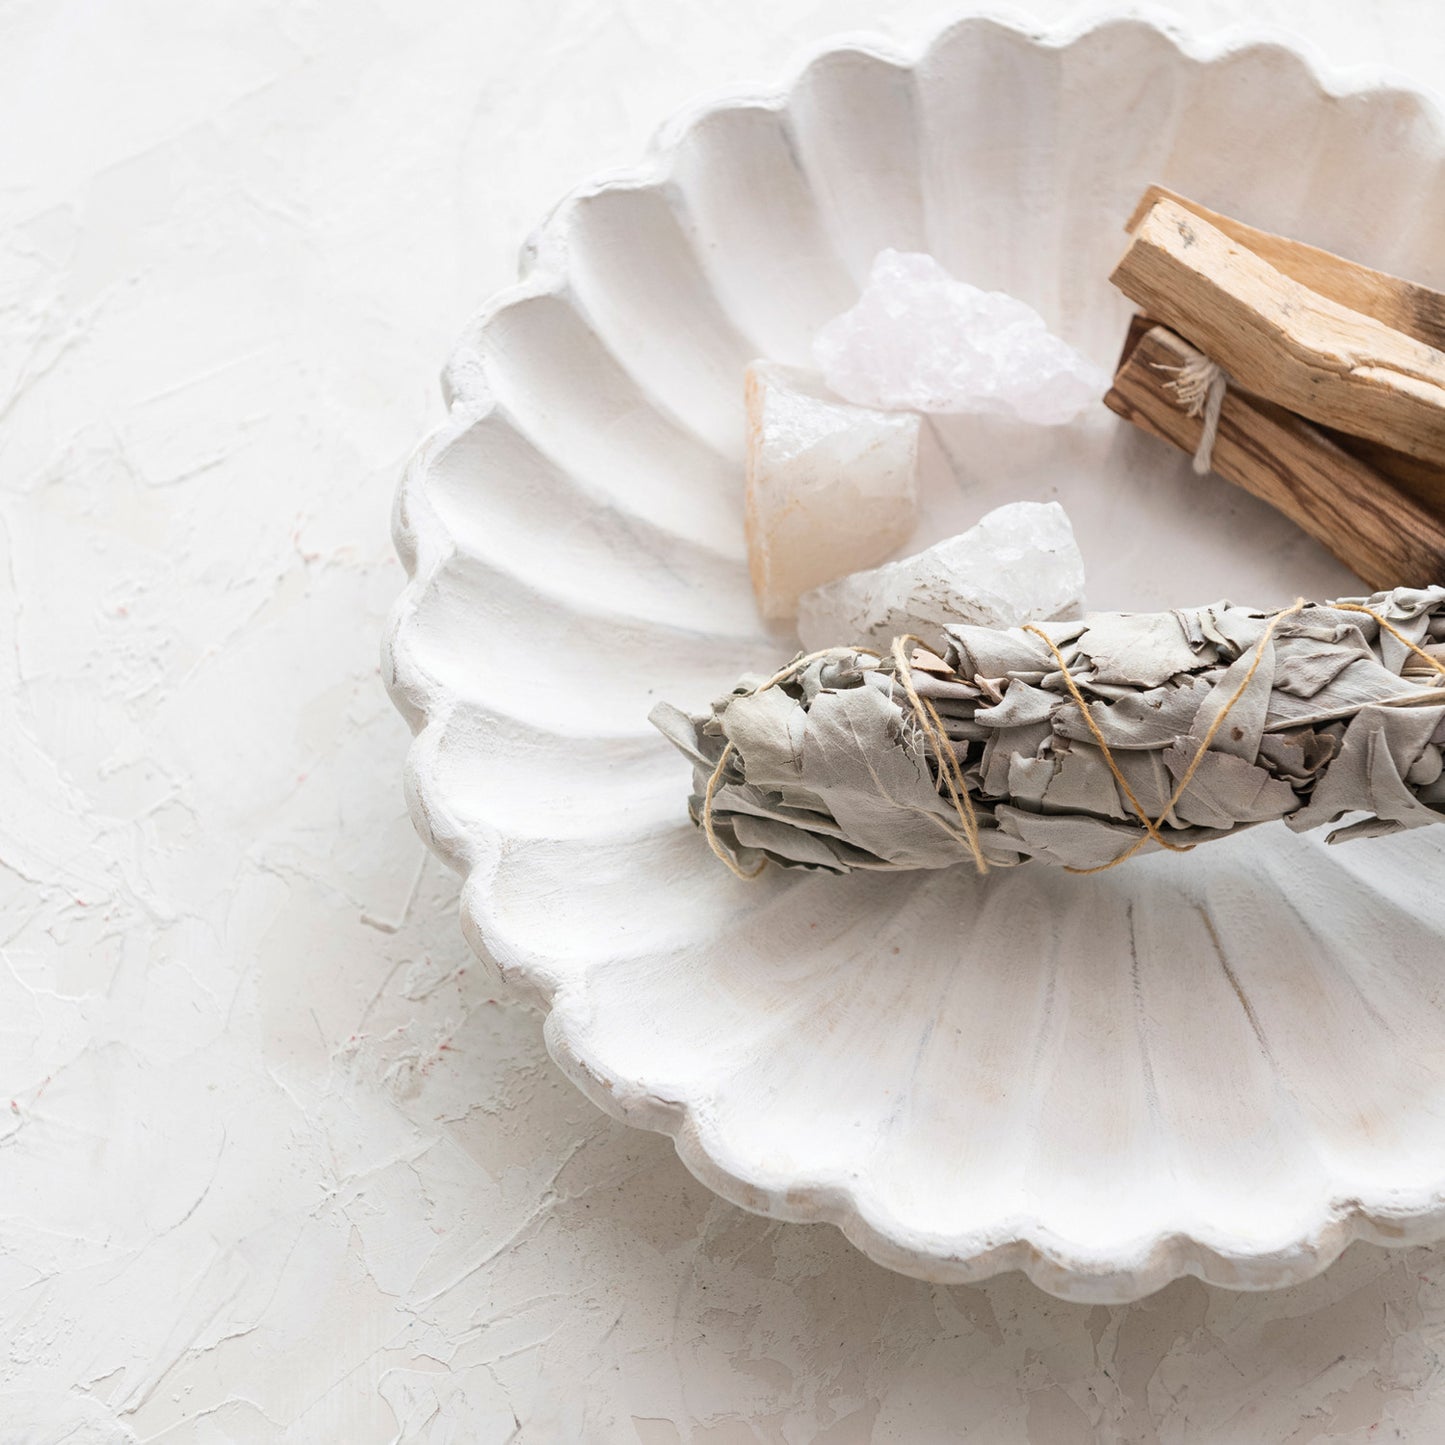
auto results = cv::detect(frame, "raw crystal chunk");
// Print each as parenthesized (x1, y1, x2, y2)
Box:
(813, 249, 1108, 424)
(744, 360, 919, 620)
(796, 500, 1085, 651)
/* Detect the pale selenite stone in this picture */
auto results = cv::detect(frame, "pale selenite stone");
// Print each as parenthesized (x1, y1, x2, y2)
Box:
(796, 500, 1086, 651)
(813, 249, 1108, 424)
(744, 360, 920, 620)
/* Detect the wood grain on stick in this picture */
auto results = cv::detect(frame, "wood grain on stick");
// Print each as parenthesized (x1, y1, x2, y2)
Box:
(1104, 318, 1445, 591)
(1111, 198, 1445, 467)
(1125, 185, 1445, 351)
(1318, 426, 1445, 514)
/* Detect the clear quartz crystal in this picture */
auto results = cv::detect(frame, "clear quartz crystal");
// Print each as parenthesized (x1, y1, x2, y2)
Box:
(813, 249, 1108, 424)
(796, 500, 1086, 652)
(745, 360, 920, 620)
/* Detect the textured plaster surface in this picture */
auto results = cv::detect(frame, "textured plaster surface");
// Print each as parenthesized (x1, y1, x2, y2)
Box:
(2, 1, 1445, 1441)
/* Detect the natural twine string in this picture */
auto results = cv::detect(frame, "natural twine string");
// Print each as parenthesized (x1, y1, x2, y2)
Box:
(890, 634, 989, 875)
(1157, 351, 1229, 474)
(700, 602, 1445, 881)
(699, 639, 990, 879)
(1335, 602, 1445, 680)
(701, 646, 880, 879)
(1024, 601, 1306, 873)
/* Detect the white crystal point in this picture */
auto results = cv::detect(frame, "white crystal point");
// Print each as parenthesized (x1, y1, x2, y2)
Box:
(813, 249, 1108, 424)
(744, 360, 920, 621)
(796, 500, 1086, 651)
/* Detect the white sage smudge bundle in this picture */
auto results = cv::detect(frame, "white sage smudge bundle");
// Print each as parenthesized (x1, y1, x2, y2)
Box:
(650, 587, 1445, 876)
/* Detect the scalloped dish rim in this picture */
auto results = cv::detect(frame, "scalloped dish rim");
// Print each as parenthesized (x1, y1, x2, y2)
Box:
(384, 8, 1445, 1302)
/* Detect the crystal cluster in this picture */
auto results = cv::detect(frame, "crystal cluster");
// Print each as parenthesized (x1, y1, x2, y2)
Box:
(796, 500, 1086, 651)
(813, 249, 1107, 424)
(744, 360, 919, 620)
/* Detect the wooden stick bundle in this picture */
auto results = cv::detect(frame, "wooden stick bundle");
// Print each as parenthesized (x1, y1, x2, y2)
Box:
(1111, 194, 1445, 468)
(1106, 188, 1445, 586)
(1106, 316, 1445, 590)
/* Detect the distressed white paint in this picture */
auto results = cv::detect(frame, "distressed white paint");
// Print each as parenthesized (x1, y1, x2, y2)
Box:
(4, 0, 1445, 1440)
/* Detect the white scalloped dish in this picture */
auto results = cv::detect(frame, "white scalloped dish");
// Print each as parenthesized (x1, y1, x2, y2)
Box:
(385, 13, 1445, 1302)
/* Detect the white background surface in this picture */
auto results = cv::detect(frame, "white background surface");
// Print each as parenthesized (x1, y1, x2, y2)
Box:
(3, 1, 1445, 1441)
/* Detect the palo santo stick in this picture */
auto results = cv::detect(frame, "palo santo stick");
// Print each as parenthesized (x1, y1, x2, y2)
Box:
(1110, 197, 1445, 468)
(1317, 426, 1445, 513)
(1125, 185, 1445, 351)
(1104, 317, 1445, 591)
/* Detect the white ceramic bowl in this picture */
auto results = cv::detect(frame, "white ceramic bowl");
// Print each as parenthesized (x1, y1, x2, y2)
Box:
(385, 12, 1445, 1302)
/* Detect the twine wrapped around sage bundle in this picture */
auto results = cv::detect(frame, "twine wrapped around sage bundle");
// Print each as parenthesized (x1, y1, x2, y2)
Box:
(650, 587, 1445, 876)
